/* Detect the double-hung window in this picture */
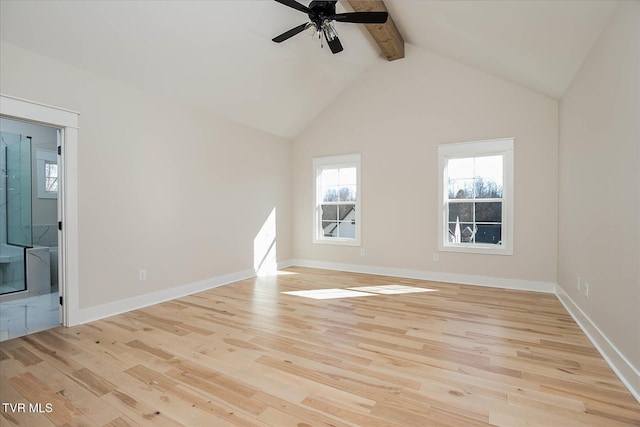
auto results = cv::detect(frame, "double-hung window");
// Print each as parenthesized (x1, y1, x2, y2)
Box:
(313, 153, 361, 246)
(438, 138, 514, 255)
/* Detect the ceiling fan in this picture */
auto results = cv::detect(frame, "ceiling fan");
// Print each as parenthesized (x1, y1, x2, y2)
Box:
(272, 0, 388, 54)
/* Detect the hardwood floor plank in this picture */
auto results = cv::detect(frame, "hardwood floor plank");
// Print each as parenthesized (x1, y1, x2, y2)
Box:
(252, 391, 353, 427)
(102, 416, 142, 427)
(70, 368, 117, 397)
(0, 379, 57, 427)
(0, 348, 10, 361)
(301, 395, 404, 427)
(8, 346, 43, 367)
(427, 404, 495, 427)
(100, 389, 182, 427)
(7, 372, 83, 425)
(27, 362, 122, 426)
(115, 380, 231, 426)
(58, 414, 100, 427)
(164, 364, 269, 416)
(124, 340, 174, 361)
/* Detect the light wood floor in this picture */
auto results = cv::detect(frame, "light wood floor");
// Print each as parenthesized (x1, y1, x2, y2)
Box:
(1, 267, 639, 426)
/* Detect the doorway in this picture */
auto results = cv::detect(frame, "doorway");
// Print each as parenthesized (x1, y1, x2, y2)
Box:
(0, 118, 61, 340)
(0, 94, 79, 338)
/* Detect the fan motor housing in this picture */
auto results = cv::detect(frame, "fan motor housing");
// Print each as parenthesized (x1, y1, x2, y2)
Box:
(308, 1, 337, 20)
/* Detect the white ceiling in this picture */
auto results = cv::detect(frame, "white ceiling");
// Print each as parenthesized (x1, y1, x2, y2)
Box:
(385, 1, 616, 100)
(0, 1, 617, 139)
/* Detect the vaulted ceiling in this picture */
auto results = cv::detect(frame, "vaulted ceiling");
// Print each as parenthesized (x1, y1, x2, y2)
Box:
(0, 1, 617, 139)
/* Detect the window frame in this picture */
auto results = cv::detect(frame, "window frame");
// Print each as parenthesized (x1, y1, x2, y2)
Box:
(313, 153, 361, 246)
(437, 138, 514, 255)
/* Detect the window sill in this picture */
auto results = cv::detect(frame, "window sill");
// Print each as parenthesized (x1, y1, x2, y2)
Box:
(439, 244, 512, 256)
(313, 238, 361, 247)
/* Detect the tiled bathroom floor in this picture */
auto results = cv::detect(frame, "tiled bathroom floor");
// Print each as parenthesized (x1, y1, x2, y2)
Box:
(0, 291, 60, 341)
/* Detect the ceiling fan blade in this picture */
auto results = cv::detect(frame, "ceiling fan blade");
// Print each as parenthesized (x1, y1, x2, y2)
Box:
(273, 0, 312, 15)
(327, 36, 343, 54)
(272, 23, 309, 43)
(331, 12, 388, 24)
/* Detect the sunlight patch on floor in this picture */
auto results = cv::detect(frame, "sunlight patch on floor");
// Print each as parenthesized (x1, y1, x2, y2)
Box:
(347, 285, 438, 294)
(275, 270, 299, 276)
(282, 285, 438, 299)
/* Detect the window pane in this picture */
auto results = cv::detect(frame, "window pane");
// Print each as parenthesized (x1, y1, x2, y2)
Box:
(321, 168, 339, 187)
(447, 223, 456, 242)
(321, 205, 356, 239)
(339, 204, 355, 220)
(474, 178, 503, 198)
(321, 204, 338, 222)
(339, 186, 356, 202)
(448, 179, 474, 199)
(475, 202, 502, 222)
(339, 167, 356, 185)
(45, 177, 58, 192)
(474, 156, 503, 198)
(448, 222, 476, 243)
(322, 221, 338, 237)
(447, 158, 474, 180)
(337, 220, 356, 238)
(45, 162, 58, 178)
(323, 187, 339, 202)
(448, 202, 473, 222)
(475, 224, 502, 244)
(459, 222, 476, 242)
(474, 156, 502, 182)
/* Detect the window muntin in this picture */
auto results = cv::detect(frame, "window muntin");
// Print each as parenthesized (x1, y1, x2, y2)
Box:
(438, 139, 513, 255)
(313, 154, 361, 245)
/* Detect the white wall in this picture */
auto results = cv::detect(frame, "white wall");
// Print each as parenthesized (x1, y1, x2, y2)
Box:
(558, 0, 640, 386)
(291, 45, 558, 288)
(0, 42, 292, 310)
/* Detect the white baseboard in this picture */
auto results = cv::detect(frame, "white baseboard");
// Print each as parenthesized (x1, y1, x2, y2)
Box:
(555, 285, 640, 403)
(277, 259, 295, 269)
(287, 259, 556, 293)
(69, 268, 256, 326)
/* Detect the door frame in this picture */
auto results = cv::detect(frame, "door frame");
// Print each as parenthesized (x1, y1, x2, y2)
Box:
(0, 94, 79, 326)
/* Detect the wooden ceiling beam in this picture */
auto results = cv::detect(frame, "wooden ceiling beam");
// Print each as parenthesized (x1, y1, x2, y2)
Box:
(346, 0, 405, 61)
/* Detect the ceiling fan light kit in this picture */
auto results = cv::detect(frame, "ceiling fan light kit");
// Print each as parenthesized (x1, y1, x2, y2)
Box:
(272, 0, 388, 54)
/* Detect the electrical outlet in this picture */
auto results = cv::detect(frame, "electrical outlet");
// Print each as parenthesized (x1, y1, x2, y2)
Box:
(576, 276, 581, 290)
(139, 269, 147, 281)
(584, 282, 589, 298)
(360, 248, 366, 256)
(433, 253, 439, 262)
